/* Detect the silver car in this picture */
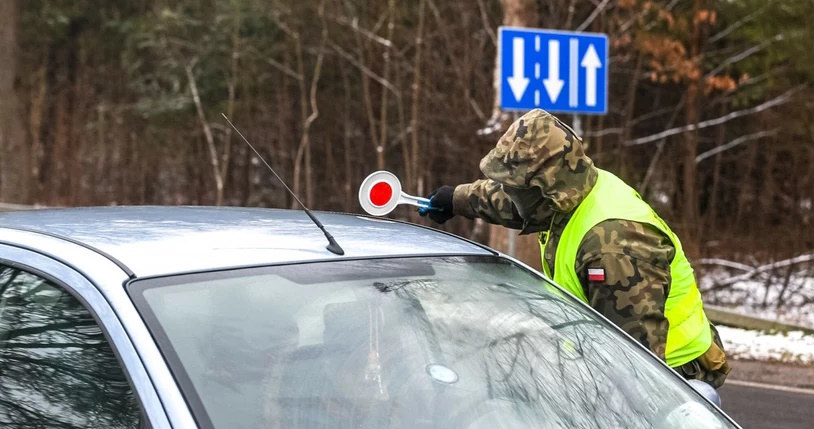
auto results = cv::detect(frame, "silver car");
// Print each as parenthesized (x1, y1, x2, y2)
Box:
(0, 206, 739, 428)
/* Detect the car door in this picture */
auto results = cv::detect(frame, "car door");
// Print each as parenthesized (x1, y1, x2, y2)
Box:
(0, 243, 172, 428)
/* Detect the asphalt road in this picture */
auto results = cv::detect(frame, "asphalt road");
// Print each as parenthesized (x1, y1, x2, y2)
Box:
(719, 381, 814, 428)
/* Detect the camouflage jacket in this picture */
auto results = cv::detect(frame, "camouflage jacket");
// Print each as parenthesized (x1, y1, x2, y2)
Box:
(452, 109, 673, 360)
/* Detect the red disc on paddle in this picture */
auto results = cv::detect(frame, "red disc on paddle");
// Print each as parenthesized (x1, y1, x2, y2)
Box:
(369, 182, 393, 207)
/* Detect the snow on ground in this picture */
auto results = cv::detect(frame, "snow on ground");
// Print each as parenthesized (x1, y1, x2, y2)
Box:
(697, 258, 814, 364)
(717, 326, 814, 365)
(699, 264, 814, 329)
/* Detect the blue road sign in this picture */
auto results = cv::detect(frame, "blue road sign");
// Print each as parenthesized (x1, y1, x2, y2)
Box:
(499, 27, 608, 114)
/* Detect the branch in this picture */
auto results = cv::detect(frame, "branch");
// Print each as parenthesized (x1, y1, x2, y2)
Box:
(705, 34, 783, 78)
(708, 4, 769, 44)
(706, 253, 814, 288)
(388, 125, 413, 149)
(720, 69, 777, 97)
(326, 14, 393, 48)
(329, 42, 401, 98)
(3, 342, 105, 349)
(584, 127, 624, 138)
(269, 10, 300, 42)
(639, 95, 684, 193)
(619, 0, 680, 34)
(625, 86, 803, 146)
(695, 129, 779, 164)
(475, 0, 497, 46)
(584, 103, 686, 139)
(245, 46, 301, 80)
(304, 19, 326, 133)
(698, 258, 755, 272)
(576, 0, 611, 32)
(0, 321, 94, 341)
(468, 95, 487, 121)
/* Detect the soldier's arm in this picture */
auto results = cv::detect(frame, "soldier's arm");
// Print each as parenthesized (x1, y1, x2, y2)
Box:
(440, 109, 595, 231)
(452, 179, 554, 231)
(574, 219, 675, 361)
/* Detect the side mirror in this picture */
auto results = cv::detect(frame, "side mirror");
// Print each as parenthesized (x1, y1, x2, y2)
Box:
(658, 381, 728, 428)
(687, 379, 722, 407)
(659, 400, 728, 429)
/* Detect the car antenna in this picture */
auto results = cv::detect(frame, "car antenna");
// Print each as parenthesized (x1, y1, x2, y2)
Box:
(221, 113, 345, 256)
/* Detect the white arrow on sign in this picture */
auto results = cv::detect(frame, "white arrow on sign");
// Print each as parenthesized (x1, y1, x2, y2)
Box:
(507, 37, 529, 101)
(542, 40, 564, 103)
(581, 44, 602, 107)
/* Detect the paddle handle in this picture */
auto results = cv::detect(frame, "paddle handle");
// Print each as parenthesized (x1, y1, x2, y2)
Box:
(398, 192, 433, 209)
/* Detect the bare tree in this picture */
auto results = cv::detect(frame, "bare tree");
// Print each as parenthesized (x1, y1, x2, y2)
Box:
(291, 0, 327, 207)
(186, 60, 226, 206)
(483, 0, 542, 268)
(409, 0, 427, 196)
(0, 0, 26, 203)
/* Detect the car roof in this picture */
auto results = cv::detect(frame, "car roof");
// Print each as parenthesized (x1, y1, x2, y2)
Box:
(0, 206, 493, 278)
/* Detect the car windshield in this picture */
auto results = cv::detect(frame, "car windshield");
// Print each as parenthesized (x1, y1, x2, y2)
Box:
(129, 256, 736, 429)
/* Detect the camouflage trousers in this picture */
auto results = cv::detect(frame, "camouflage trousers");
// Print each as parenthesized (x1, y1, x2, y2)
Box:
(675, 324, 731, 389)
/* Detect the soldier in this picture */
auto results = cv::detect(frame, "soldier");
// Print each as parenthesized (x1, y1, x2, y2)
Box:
(420, 108, 730, 388)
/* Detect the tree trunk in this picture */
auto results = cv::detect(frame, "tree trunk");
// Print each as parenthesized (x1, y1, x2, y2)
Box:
(486, 0, 539, 129)
(339, 59, 354, 211)
(734, 138, 758, 231)
(28, 65, 47, 203)
(620, 52, 643, 179)
(378, 0, 395, 176)
(488, 0, 540, 267)
(220, 3, 241, 206)
(292, 1, 327, 208)
(681, 0, 705, 258)
(0, 0, 26, 202)
(186, 62, 223, 206)
(50, 33, 79, 206)
(704, 103, 727, 239)
(759, 140, 776, 223)
(409, 0, 426, 197)
(682, 86, 699, 252)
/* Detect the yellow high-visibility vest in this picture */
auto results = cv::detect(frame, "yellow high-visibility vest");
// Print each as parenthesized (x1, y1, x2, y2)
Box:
(540, 169, 711, 367)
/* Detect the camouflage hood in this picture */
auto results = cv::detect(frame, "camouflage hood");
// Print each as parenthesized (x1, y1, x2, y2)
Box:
(479, 109, 597, 215)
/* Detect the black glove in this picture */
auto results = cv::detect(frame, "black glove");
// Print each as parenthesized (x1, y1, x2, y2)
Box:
(418, 185, 455, 224)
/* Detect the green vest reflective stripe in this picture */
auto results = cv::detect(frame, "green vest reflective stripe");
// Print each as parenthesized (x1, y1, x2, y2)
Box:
(539, 169, 711, 367)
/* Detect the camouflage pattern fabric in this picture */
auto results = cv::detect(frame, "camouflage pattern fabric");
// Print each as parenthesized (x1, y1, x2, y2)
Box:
(452, 108, 595, 232)
(575, 219, 675, 361)
(540, 211, 572, 270)
(451, 109, 727, 379)
(452, 179, 553, 233)
(476, 108, 596, 213)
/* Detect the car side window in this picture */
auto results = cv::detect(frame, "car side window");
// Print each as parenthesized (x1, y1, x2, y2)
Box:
(0, 264, 141, 428)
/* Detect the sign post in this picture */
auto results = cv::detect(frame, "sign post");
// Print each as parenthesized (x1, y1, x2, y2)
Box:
(499, 27, 608, 114)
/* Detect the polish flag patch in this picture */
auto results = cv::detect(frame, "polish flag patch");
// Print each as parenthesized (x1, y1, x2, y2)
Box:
(587, 268, 606, 282)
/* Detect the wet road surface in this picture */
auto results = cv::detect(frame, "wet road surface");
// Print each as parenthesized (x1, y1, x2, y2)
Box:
(720, 380, 814, 429)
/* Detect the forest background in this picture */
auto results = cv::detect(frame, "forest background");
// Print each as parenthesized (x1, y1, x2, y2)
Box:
(0, 0, 812, 305)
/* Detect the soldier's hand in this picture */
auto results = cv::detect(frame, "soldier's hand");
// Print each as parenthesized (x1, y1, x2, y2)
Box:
(418, 185, 455, 224)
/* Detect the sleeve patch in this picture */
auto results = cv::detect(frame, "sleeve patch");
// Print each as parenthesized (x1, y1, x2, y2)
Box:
(587, 268, 606, 282)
